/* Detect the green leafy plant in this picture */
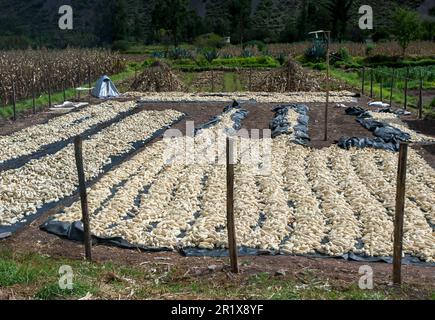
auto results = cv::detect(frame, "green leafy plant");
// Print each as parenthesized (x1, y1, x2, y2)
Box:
(391, 8, 423, 56)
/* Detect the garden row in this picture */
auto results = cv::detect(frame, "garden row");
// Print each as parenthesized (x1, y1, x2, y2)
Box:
(0, 101, 137, 167)
(0, 105, 184, 227)
(46, 107, 434, 262)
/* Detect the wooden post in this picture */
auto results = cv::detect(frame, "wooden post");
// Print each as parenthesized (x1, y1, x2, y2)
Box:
(393, 142, 408, 286)
(380, 76, 383, 102)
(370, 69, 374, 98)
(211, 69, 215, 92)
(286, 62, 291, 92)
(32, 70, 36, 114)
(77, 70, 81, 101)
(361, 67, 365, 95)
(389, 70, 395, 107)
(226, 137, 239, 274)
(47, 73, 52, 109)
(324, 31, 330, 142)
(88, 65, 91, 103)
(12, 79, 16, 121)
(74, 136, 92, 262)
(63, 78, 66, 102)
(249, 67, 252, 91)
(418, 71, 423, 119)
(404, 68, 409, 110)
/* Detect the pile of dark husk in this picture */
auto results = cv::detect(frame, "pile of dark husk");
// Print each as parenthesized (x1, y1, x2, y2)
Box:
(130, 61, 185, 92)
(252, 60, 320, 92)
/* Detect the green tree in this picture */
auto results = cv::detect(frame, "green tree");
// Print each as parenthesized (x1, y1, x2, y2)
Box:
(323, 0, 354, 41)
(391, 8, 423, 56)
(228, 0, 252, 46)
(151, 0, 189, 47)
(296, 0, 309, 40)
(112, 0, 129, 41)
(252, 0, 273, 40)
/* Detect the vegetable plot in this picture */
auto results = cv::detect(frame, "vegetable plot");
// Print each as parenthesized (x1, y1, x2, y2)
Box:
(0, 108, 184, 227)
(45, 117, 435, 263)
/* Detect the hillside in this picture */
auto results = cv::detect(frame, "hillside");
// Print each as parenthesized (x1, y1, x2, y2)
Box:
(0, 0, 428, 49)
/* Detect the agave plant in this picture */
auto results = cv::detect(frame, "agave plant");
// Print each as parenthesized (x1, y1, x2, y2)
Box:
(241, 49, 253, 58)
(203, 49, 219, 63)
(168, 47, 193, 60)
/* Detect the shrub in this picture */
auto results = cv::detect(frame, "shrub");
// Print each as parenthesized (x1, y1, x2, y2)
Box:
(245, 40, 267, 52)
(366, 43, 376, 56)
(194, 33, 224, 49)
(112, 40, 131, 52)
(331, 47, 351, 65)
(212, 56, 280, 68)
(391, 8, 423, 55)
(142, 58, 157, 68)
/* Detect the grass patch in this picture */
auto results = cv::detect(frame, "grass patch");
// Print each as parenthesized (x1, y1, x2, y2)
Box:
(0, 260, 39, 286)
(223, 72, 243, 92)
(0, 248, 432, 300)
(34, 281, 95, 300)
(172, 56, 280, 71)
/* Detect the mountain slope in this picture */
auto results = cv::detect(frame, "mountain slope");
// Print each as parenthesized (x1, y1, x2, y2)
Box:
(0, 0, 428, 48)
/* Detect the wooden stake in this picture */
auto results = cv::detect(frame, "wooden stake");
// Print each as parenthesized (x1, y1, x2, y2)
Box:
(361, 67, 365, 95)
(418, 71, 423, 119)
(74, 136, 92, 262)
(380, 77, 383, 102)
(78, 70, 81, 101)
(389, 70, 395, 107)
(32, 70, 36, 114)
(47, 73, 52, 109)
(88, 65, 91, 103)
(211, 69, 215, 92)
(404, 68, 409, 110)
(226, 137, 239, 274)
(249, 67, 252, 91)
(12, 80, 16, 121)
(286, 62, 291, 92)
(393, 142, 408, 286)
(370, 70, 374, 98)
(63, 78, 66, 102)
(324, 32, 330, 142)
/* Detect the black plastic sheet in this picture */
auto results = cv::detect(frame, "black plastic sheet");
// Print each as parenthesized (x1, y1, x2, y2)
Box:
(338, 136, 399, 152)
(270, 104, 310, 145)
(356, 118, 411, 143)
(345, 106, 371, 118)
(338, 108, 412, 152)
(178, 247, 434, 266)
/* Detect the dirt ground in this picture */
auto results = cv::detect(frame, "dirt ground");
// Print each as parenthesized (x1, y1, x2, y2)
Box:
(1, 99, 434, 295)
